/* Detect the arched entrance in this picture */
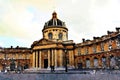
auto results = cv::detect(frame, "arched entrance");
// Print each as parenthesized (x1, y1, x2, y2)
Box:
(102, 56, 106, 68)
(86, 58, 90, 68)
(77, 58, 82, 69)
(10, 59, 16, 71)
(94, 57, 98, 68)
(110, 55, 116, 69)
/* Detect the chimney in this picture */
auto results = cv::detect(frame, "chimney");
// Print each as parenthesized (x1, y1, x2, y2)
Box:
(16, 46, 19, 49)
(107, 31, 110, 34)
(93, 37, 96, 40)
(116, 27, 120, 32)
(11, 46, 13, 49)
(82, 38, 85, 42)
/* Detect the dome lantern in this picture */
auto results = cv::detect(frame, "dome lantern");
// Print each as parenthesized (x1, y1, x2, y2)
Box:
(52, 11, 57, 19)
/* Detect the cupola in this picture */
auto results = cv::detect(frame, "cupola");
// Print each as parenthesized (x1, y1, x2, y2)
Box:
(42, 12, 68, 41)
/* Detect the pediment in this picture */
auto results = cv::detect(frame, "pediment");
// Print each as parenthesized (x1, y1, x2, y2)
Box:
(39, 38, 54, 44)
(32, 38, 55, 47)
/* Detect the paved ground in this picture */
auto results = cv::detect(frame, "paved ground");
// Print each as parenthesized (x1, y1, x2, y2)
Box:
(0, 70, 120, 80)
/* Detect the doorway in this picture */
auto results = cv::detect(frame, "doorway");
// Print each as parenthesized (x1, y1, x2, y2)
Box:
(44, 59, 48, 68)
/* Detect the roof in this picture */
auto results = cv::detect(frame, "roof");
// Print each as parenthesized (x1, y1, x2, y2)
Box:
(42, 12, 67, 31)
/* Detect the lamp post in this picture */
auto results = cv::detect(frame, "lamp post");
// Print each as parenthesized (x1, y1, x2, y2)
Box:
(64, 49, 68, 72)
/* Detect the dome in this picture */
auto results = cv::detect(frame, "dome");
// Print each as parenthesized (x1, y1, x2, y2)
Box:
(43, 12, 66, 30)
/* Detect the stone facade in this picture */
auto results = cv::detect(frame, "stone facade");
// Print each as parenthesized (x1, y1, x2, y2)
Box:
(0, 12, 120, 71)
(75, 29, 120, 69)
(31, 12, 75, 69)
(0, 46, 32, 70)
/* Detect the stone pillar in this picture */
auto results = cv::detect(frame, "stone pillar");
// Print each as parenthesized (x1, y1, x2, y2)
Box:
(60, 50, 63, 67)
(71, 51, 74, 67)
(75, 58, 78, 68)
(52, 49, 54, 66)
(55, 49, 57, 67)
(32, 51, 35, 68)
(48, 49, 50, 68)
(36, 51, 38, 69)
(39, 50, 41, 69)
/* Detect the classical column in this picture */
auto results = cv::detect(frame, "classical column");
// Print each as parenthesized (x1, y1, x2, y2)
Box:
(48, 49, 50, 68)
(36, 51, 38, 69)
(32, 51, 35, 68)
(60, 50, 63, 67)
(39, 50, 41, 69)
(52, 49, 54, 66)
(37, 50, 39, 68)
(55, 49, 57, 67)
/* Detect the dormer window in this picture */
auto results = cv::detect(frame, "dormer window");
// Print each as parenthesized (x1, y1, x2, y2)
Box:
(48, 33, 53, 40)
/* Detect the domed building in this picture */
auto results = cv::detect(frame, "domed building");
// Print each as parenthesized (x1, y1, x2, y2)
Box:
(31, 12, 120, 70)
(31, 12, 75, 69)
(0, 12, 120, 71)
(42, 12, 68, 41)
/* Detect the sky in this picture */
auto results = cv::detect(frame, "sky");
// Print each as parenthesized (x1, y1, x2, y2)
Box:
(0, 0, 120, 48)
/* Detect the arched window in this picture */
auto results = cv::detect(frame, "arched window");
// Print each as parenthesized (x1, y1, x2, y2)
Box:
(102, 56, 106, 68)
(94, 57, 98, 68)
(59, 33, 63, 40)
(86, 58, 90, 68)
(48, 33, 53, 40)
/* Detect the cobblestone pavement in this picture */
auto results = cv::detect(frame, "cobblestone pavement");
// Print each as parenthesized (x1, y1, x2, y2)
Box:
(0, 70, 120, 80)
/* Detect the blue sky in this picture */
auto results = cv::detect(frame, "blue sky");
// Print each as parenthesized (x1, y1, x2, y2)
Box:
(0, 0, 120, 48)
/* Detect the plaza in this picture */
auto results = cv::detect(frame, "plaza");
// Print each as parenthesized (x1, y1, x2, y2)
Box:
(0, 69, 120, 80)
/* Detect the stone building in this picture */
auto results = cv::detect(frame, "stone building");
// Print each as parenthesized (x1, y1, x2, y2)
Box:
(31, 12, 75, 69)
(75, 28, 120, 69)
(0, 12, 120, 71)
(0, 46, 32, 70)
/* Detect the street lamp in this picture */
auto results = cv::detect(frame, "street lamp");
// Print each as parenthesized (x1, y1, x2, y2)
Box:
(64, 48, 68, 72)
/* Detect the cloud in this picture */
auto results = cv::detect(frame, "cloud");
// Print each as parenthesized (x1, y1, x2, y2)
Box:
(0, 0, 120, 47)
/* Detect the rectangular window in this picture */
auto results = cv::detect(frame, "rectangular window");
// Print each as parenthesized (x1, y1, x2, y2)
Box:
(26, 53, 30, 59)
(108, 40, 112, 51)
(78, 47, 81, 55)
(85, 47, 89, 54)
(12, 54, 16, 59)
(101, 43, 104, 51)
(19, 54, 22, 59)
(93, 45, 96, 53)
